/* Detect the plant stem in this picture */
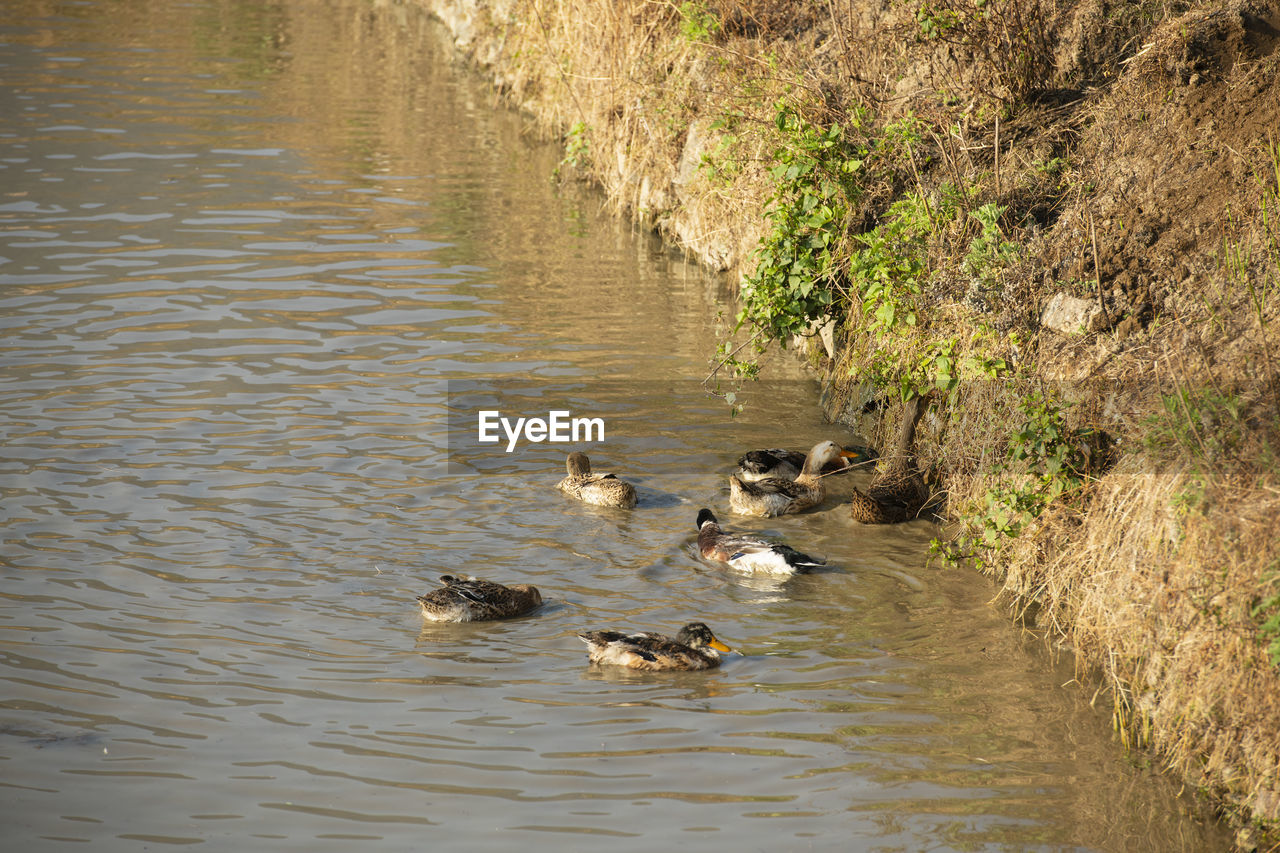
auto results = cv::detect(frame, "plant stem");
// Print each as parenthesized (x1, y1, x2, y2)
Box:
(1089, 212, 1112, 329)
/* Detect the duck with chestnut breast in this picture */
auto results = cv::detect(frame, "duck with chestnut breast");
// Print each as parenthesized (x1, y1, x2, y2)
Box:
(728, 440, 851, 517)
(578, 622, 733, 671)
(556, 451, 637, 509)
(849, 394, 932, 524)
(736, 443, 874, 482)
(696, 508, 824, 575)
(415, 575, 543, 622)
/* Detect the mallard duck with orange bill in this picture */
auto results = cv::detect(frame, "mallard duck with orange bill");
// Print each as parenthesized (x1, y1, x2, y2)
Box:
(578, 622, 733, 671)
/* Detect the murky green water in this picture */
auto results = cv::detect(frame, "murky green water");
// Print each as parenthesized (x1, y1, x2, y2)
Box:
(0, 1, 1228, 850)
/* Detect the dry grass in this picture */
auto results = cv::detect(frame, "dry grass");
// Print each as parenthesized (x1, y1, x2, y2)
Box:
(466, 0, 789, 268)
(997, 452, 1280, 820)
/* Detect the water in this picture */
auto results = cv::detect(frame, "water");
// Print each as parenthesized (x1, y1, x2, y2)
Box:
(0, 2, 1228, 850)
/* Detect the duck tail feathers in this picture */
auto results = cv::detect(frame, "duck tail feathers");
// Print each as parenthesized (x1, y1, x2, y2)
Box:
(776, 545, 825, 571)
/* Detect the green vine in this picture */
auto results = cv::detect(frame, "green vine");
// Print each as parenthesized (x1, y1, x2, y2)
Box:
(712, 105, 1021, 406)
(731, 105, 867, 353)
(938, 390, 1095, 570)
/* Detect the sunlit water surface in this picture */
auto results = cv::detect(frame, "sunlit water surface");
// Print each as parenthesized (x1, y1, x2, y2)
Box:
(0, 2, 1229, 850)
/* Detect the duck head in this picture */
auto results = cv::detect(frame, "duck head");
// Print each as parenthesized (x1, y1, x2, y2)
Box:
(565, 451, 592, 477)
(676, 622, 733, 654)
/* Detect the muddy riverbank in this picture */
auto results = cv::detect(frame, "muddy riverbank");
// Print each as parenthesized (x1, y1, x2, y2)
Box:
(421, 0, 1280, 841)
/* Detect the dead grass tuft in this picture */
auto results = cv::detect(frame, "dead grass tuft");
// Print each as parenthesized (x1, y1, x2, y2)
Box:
(999, 451, 1280, 820)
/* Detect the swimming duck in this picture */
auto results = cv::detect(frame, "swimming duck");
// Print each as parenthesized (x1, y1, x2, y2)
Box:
(415, 574, 543, 622)
(728, 440, 849, 517)
(578, 622, 733, 671)
(556, 451, 637, 508)
(849, 394, 932, 524)
(696, 508, 824, 575)
(736, 443, 874, 482)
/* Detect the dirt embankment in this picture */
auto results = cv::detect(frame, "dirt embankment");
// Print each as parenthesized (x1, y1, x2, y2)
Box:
(423, 0, 1280, 840)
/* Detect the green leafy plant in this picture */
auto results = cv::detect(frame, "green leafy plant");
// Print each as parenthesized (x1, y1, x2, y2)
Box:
(960, 325, 1012, 380)
(555, 121, 591, 178)
(720, 104, 868, 377)
(679, 1, 720, 43)
(844, 178, 989, 397)
(963, 202, 1020, 286)
(1254, 559, 1280, 668)
(851, 194, 929, 336)
(699, 115, 743, 185)
(1035, 155, 1067, 177)
(940, 391, 1093, 569)
(1008, 393, 1091, 494)
(916, 4, 960, 39)
(715, 104, 1018, 403)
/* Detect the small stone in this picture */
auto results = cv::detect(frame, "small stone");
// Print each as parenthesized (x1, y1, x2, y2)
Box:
(818, 319, 835, 359)
(1041, 292, 1106, 335)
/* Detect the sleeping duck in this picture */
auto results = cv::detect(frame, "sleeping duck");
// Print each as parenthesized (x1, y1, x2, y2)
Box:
(578, 622, 733, 671)
(849, 394, 932, 524)
(556, 451, 637, 508)
(696, 508, 824, 575)
(415, 575, 543, 622)
(728, 440, 850, 517)
(736, 443, 874, 482)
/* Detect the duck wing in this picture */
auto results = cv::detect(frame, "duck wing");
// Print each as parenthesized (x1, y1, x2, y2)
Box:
(441, 575, 507, 604)
(702, 526, 824, 573)
(579, 630, 680, 667)
(733, 476, 813, 500)
(440, 575, 538, 618)
(867, 469, 928, 513)
(764, 544, 825, 571)
(726, 537, 824, 572)
(737, 449, 806, 478)
(578, 629, 634, 647)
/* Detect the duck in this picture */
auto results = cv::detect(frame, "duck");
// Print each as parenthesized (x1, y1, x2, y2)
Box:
(849, 394, 932, 524)
(556, 451, 637, 508)
(695, 508, 824, 575)
(736, 443, 874, 482)
(728, 440, 849, 517)
(578, 622, 733, 671)
(415, 574, 543, 622)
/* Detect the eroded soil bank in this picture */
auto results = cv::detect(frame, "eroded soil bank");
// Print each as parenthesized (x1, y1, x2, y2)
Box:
(418, 0, 1280, 842)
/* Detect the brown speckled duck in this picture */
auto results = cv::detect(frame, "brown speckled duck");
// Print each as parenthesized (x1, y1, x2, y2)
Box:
(578, 622, 733, 671)
(848, 394, 931, 524)
(556, 451, 637, 508)
(415, 575, 543, 622)
(728, 440, 850, 517)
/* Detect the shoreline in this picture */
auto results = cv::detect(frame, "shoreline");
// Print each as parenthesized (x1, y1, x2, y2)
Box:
(422, 0, 1280, 840)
